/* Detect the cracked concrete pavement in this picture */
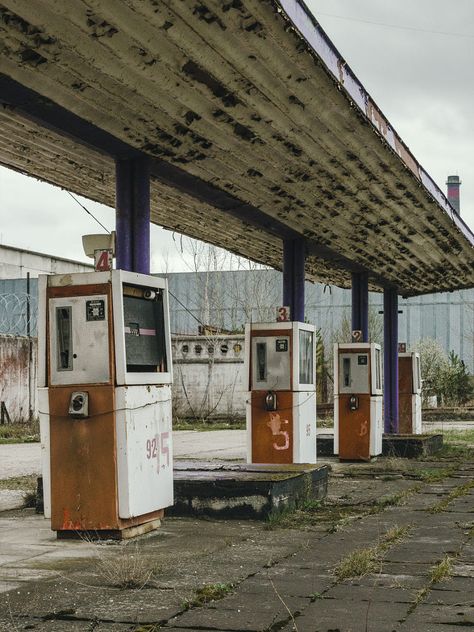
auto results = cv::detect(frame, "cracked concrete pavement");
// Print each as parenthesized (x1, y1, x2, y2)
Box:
(1, 442, 474, 631)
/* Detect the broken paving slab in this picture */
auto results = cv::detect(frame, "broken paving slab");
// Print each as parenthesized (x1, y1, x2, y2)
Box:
(402, 602, 474, 629)
(165, 591, 311, 631)
(170, 461, 329, 519)
(279, 597, 410, 632)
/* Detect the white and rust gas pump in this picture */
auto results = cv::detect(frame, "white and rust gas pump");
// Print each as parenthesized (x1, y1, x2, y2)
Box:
(399, 351, 422, 434)
(245, 321, 317, 464)
(38, 270, 173, 538)
(334, 343, 383, 461)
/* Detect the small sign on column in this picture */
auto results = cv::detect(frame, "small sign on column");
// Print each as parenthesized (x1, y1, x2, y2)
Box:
(94, 249, 113, 272)
(276, 306, 291, 322)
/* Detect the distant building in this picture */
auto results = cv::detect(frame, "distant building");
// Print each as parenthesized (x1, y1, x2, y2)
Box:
(0, 244, 92, 279)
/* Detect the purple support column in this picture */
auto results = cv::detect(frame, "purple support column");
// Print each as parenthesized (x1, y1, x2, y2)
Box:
(115, 160, 133, 271)
(131, 157, 151, 275)
(383, 288, 399, 433)
(351, 272, 369, 342)
(115, 157, 151, 274)
(282, 238, 305, 322)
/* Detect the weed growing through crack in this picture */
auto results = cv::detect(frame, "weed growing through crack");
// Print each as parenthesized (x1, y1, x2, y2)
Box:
(411, 555, 454, 612)
(183, 582, 234, 609)
(265, 500, 322, 529)
(428, 480, 474, 513)
(334, 524, 412, 581)
(334, 544, 381, 581)
(429, 554, 453, 584)
(94, 542, 158, 589)
(367, 486, 422, 515)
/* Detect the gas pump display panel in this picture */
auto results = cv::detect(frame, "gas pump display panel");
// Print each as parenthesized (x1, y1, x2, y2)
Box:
(123, 285, 167, 373)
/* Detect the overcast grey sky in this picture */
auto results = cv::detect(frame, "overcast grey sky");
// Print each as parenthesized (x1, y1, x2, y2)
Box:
(0, 0, 472, 270)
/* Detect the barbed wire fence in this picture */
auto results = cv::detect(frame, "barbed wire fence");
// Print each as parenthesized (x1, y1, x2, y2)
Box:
(0, 293, 38, 336)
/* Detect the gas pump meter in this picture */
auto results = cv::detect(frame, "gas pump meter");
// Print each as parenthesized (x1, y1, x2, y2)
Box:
(399, 352, 422, 434)
(245, 322, 316, 464)
(37, 270, 173, 538)
(334, 343, 383, 461)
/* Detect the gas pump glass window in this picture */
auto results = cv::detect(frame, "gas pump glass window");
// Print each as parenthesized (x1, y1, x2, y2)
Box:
(123, 285, 167, 372)
(56, 306, 73, 371)
(375, 348, 382, 390)
(299, 330, 314, 384)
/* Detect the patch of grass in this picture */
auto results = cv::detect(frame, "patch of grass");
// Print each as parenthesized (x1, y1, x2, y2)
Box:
(368, 485, 422, 513)
(429, 555, 453, 584)
(428, 480, 474, 513)
(334, 545, 381, 581)
(334, 524, 412, 582)
(173, 420, 245, 431)
(411, 555, 454, 612)
(183, 582, 234, 609)
(416, 467, 457, 483)
(441, 429, 474, 444)
(333, 525, 411, 581)
(265, 500, 322, 530)
(0, 474, 37, 491)
(94, 542, 159, 590)
(382, 525, 412, 547)
(0, 420, 40, 444)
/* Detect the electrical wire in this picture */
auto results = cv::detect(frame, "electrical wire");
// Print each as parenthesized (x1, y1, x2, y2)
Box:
(167, 289, 208, 329)
(66, 191, 111, 234)
(317, 11, 474, 40)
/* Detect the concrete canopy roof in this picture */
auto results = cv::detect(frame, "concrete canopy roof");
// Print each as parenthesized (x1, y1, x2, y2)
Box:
(0, 0, 473, 296)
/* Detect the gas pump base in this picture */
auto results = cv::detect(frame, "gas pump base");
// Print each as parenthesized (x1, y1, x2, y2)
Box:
(316, 433, 443, 459)
(56, 517, 163, 541)
(169, 461, 329, 520)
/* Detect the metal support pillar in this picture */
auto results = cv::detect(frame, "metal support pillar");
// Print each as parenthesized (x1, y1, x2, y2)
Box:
(282, 238, 305, 322)
(115, 157, 150, 274)
(383, 288, 399, 434)
(351, 272, 369, 342)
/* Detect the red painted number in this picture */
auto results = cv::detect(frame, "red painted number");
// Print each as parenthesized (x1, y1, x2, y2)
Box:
(146, 432, 170, 474)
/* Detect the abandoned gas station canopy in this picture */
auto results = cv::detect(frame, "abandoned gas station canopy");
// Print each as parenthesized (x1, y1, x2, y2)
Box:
(0, 0, 473, 296)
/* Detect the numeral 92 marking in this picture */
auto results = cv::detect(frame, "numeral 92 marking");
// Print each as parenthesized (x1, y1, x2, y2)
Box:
(145, 432, 170, 473)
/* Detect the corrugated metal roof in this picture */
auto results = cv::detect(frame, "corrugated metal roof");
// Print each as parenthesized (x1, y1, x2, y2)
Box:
(0, 0, 473, 295)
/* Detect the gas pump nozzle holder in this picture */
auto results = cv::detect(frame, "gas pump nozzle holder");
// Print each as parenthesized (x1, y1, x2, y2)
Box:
(334, 343, 383, 461)
(38, 270, 174, 538)
(245, 322, 317, 464)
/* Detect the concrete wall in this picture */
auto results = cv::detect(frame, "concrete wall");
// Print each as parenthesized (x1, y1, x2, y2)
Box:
(0, 335, 37, 423)
(172, 334, 246, 419)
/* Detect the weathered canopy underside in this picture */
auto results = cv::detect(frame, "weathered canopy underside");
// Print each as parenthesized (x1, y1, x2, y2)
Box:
(0, 0, 473, 295)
